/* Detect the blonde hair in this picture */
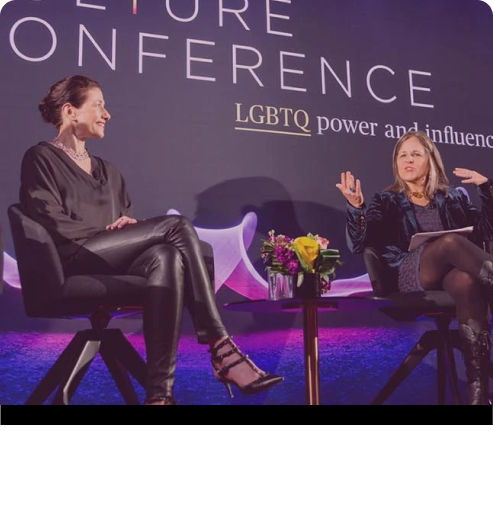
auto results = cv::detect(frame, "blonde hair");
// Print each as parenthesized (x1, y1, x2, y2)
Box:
(387, 131, 449, 199)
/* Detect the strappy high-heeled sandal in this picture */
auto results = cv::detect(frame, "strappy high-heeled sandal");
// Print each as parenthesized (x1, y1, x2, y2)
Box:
(144, 396, 177, 405)
(209, 337, 283, 398)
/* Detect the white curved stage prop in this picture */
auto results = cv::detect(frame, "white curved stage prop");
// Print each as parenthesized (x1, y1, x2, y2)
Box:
(2, 210, 372, 298)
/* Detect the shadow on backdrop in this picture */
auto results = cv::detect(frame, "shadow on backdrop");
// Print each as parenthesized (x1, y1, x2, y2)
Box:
(193, 176, 370, 336)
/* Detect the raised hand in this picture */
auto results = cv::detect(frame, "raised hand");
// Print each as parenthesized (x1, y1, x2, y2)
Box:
(335, 171, 364, 208)
(106, 216, 138, 230)
(453, 168, 488, 187)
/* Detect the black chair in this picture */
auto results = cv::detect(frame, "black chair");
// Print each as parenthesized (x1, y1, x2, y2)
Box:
(363, 246, 467, 405)
(8, 204, 215, 405)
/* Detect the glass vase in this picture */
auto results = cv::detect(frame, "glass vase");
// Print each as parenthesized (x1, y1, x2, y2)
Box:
(267, 269, 295, 300)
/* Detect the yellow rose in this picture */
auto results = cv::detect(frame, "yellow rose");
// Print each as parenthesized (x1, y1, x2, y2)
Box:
(293, 237, 320, 272)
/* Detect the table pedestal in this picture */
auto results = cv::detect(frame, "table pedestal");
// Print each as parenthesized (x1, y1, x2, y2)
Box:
(224, 296, 386, 405)
(303, 303, 320, 405)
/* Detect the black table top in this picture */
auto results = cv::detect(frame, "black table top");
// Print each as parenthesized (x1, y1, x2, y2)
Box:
(224, 296, 391, 313)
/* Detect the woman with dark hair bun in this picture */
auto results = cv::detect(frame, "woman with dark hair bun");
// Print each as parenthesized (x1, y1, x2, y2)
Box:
(20, 75, 283, 405)
(337, 131, 493, 405)
(38, 76, 102, 127)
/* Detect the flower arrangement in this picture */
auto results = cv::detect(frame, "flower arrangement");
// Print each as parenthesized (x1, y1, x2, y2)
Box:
(261, 230, 342, 294)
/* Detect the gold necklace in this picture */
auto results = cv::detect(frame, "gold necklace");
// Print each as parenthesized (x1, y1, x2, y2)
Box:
(409, 191, 425, 199)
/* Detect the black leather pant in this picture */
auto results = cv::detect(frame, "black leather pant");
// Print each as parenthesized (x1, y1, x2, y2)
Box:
(65, 215, 228, 398)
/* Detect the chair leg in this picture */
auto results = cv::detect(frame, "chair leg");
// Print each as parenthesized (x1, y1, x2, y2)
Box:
(110, 330, 147, 388)
(52, 336, 100, 405)
(99, 338, 141, 405)
(436, 317, 460, 405)
(372, 331, 437, 405)
(445, 349, 463, 405)
(436, 346, 447, 405)
(444, 330, 463, 406)
(26, 328, 147, 405)
(25, 333, 86, 405)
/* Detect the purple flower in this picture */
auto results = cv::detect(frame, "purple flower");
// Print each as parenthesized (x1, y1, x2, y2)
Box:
(274, 245, 297, 268)
(321, 277, 331, 294)
(287, 260, 301, 274)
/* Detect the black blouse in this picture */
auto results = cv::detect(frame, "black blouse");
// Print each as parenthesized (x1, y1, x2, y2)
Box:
(19, 142, 133, 260)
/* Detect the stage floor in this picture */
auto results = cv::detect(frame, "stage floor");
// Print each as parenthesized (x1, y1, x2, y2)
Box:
(1, 323, 484, 405)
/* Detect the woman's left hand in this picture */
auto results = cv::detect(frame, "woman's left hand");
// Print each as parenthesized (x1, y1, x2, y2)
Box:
(106, 216, 138, 230)
(453, 168, 489, 186)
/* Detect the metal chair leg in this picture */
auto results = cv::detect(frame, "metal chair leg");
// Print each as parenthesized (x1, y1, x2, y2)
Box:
(436, 317, 457, 406)
(445, 349, 463, 405)
(372, 331, 437, 405)
(439, 329, 465, 405)
(437, 347, 447, 405)
(52, 336, 100, 405)
(26, 324, 147, 405)
(111, 331, 147, 387)
(25, 333, 86, 405)
(100, 338, 141, 405)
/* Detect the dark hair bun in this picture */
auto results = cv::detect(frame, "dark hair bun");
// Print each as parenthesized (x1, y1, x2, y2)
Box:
(38, 99, 55, 125)
(38, 75, 101, 127)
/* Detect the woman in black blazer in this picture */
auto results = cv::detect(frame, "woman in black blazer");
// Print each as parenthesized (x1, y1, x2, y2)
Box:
(338, 131, 493, 405)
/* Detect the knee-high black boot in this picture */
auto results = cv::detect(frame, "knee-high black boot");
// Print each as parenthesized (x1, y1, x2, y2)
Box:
(127, 245, 185, 404)
(458, 320, 491, 405)
(477, 261, 493, 293)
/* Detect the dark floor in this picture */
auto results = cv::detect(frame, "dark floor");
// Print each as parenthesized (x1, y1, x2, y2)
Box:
(2, 323, 490, 405)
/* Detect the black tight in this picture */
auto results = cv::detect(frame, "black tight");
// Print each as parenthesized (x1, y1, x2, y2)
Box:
(419, 234, 491, 325)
